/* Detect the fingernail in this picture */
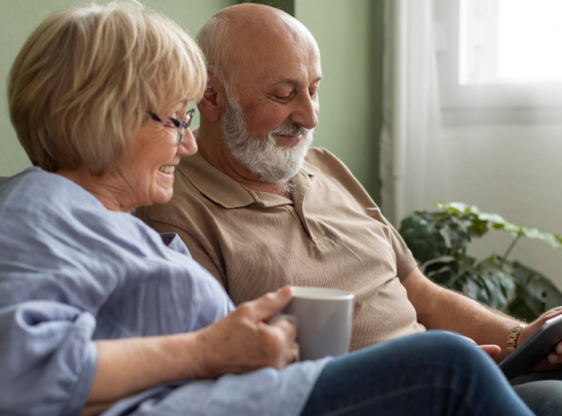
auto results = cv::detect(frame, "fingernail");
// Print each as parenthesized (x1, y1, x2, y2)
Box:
(548, 353, 558, 363)
(557, 344, 562, 354)
(277, 286, 292, 298)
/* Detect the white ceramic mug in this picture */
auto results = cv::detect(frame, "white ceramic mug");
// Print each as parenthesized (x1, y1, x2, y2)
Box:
(280, 286, 354, 361)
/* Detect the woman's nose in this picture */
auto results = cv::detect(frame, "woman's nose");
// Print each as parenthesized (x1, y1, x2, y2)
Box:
(177, 128, 198, 156)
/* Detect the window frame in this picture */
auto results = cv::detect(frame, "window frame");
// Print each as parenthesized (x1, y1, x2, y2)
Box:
(434, 0, 562, 120)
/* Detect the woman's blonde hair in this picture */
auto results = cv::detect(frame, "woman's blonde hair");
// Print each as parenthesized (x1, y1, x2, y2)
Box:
(8, 1, 206, 175)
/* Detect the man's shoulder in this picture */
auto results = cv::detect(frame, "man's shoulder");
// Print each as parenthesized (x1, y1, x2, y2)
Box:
(304, 147, 356, 181)
(304, 146, 340, 165)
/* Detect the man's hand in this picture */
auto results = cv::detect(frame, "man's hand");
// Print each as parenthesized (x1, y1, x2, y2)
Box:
(194, 286, 298, 379)
(517, 306, 562, 371)
(441, 331, 501, 359)
(459, 334, 501, 359)
(479, 344, 501, 359)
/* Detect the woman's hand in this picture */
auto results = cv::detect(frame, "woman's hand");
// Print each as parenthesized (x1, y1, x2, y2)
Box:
(84, 286, 297, 413)
(194, 286, 298, 378)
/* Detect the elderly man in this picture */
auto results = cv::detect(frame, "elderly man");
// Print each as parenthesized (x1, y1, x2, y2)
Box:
(136, 4, 562, 413)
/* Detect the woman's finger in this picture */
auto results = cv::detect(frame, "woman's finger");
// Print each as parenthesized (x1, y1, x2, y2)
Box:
(248, 286, 293, 322)
(268, 317, 297, 341)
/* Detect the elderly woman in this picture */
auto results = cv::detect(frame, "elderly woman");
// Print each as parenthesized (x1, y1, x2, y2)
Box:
(0, 2, 536, 416)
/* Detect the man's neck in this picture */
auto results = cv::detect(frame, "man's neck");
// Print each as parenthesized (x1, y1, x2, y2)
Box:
(197, 125, 292, 200)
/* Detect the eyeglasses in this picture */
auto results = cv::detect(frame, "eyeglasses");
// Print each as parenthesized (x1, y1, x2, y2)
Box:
(147, 108, 195, 146)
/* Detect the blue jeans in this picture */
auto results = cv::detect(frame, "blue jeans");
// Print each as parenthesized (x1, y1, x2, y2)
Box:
(301, 332, 534, 416)
(510, 367, 562, 416)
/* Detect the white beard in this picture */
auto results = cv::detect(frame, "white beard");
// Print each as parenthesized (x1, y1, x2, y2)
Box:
(221, 92, 314, 184)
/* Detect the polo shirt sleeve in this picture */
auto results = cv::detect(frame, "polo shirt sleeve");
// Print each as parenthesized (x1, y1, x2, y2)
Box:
(369, 206, 419, 280)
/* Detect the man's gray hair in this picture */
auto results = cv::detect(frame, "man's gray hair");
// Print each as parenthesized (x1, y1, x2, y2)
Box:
(196, 14, 231, 82)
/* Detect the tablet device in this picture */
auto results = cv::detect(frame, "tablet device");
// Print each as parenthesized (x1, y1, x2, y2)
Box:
(499, 314, 562, 380)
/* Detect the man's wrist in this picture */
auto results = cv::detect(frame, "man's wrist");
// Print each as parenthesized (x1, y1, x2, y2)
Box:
(506, 324, 528, 354)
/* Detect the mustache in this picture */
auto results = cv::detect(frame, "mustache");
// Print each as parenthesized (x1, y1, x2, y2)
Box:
(270, 122, 312, 136)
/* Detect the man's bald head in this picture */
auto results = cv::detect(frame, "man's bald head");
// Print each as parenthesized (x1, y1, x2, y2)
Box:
(196, 4, 322, 186)
(197, 3, 319, 84)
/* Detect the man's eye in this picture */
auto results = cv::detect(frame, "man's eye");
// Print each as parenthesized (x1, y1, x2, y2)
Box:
(275, 95, 291, 100)
(310, 91, 318, 98)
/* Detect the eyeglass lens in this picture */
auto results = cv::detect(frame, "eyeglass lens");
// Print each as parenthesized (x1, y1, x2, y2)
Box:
(176, 109, 195, 145)
(147, 109, 195, 146)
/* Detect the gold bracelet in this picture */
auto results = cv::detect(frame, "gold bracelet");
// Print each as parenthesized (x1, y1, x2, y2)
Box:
(506, 324, 528, 354)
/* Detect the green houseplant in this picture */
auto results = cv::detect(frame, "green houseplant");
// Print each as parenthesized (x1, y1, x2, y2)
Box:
(399, 202, 562, 322)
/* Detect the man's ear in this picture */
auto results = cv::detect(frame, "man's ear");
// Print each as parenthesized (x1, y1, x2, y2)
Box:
(197, 72, 221, 123)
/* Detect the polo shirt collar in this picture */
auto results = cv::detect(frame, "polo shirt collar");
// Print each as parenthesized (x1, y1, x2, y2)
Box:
(179, 151, 318, 209)
(300, 159, 319, 178)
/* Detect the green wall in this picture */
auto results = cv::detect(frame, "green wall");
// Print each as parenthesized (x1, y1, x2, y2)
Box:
(243, 0, 294, 15)
(0, 0, 384, 200)
(296, 0, 383, 200)
(0, 0, 236, 177)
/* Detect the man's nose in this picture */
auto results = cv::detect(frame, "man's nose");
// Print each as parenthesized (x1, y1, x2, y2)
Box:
(290, 93, 319, 130)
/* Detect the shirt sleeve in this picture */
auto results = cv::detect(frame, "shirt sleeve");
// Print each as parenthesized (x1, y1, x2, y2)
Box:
(366, 205, 419, 280)
(0, 300, 98, 416)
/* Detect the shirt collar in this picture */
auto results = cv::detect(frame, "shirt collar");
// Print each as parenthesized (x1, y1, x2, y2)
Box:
(178, 151, 318, 209)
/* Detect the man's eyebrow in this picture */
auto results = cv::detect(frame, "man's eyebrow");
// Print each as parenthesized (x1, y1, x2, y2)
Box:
(272, 76, 323, 86)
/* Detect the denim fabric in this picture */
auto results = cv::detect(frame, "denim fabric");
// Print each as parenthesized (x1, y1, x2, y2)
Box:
(301, 332, 534, 416)
(510, 367, 562, 416)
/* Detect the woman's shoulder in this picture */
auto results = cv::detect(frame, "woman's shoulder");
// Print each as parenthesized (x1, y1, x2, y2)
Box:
(0, 167, 103, 214)
(0, 167, 117, 248)
(0, 168, 154, 270)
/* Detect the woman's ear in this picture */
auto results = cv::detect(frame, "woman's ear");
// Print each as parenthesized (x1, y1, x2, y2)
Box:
(197, 73, 221, 123)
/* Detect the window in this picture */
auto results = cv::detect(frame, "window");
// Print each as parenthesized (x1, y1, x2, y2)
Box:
(435, 0, 562, 121)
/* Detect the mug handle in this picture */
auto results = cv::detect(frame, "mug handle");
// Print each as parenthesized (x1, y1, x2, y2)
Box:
(267, 313, 298, 329)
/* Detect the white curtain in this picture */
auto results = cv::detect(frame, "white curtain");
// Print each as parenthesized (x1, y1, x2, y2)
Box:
(379, 0, 444, 226)
(378, 0, 562, 288)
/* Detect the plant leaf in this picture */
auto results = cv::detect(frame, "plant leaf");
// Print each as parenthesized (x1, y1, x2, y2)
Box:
(435, 202, 562, 249)
(475, 258, 517, 310)
(402, 202, 562, 321)
(519, 227, 562, 251)
(400, 211, 472, 263)
(400, 212, 448, 263)
(510, 261, 562, 312)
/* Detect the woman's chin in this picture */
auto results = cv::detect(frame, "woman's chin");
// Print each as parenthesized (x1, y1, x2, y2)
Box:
(149, 189, 174, 206)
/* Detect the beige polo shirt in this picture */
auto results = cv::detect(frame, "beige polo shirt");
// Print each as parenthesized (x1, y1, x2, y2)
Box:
(136, 147, 425, 350)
